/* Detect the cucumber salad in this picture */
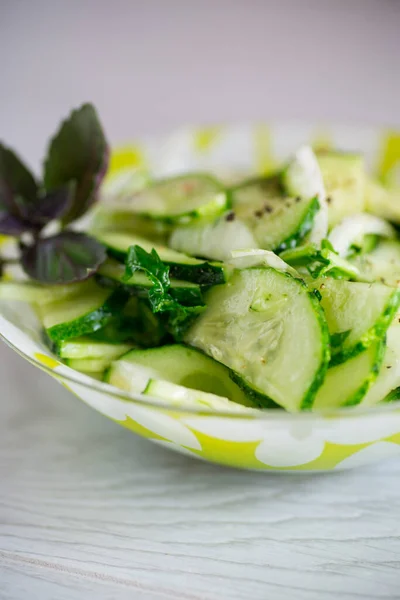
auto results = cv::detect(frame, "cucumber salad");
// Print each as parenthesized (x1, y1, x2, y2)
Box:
(1, 106, 400, 413)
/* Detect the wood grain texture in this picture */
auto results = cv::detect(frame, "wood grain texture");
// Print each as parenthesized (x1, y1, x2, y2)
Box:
(1, 340, 400, 600)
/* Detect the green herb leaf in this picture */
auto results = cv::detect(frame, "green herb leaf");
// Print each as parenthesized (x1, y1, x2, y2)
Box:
(20, 231, 107, 284)
(124, 245, 177, 312)
(124, 245, 205, 339)
(166, 305, 205, 341)
(43, 104, 109, 225)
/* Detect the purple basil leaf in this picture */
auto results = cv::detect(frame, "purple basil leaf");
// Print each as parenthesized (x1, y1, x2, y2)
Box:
(0, 209, 32, 235)
(43, 104, 109, 225)
(30, 184, 74, 226)
(20, 231, 107, 284)
(0, 144, 38, 217)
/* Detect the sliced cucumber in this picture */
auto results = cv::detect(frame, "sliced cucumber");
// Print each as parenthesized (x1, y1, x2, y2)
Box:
(365, 178, 400, 225)
(313, 341, 385, 410)
(81, 371, 104, 381)
(88, 298, 167, 348)
(169, 214, 257, 261)
(0, 280, 95, 305)
(56, 337, 133, 360)
(362, 322, 400, 407)
(351, 239, 400, 287)
(228, 248, 299, 276)
(350, 234, 379, 256)
(95, 231, 225, 285)
(282, 145, 327, 244)
(231, 177, 320, 252)
(65, 358, 111, 373)
(316, 151, 366, 227)
(111, 173, 229, 224)
(100, 167, 150, 204)
(313, 278, 400, 364)
(185, 267, 330, 411)
(382, 387, 400, 403)
(144, 380, 251, 412)
(41, 281, 128, 342)
(328, 213, 395, 257)
(280, 243, 365, 281)
(90, 209, 170, 243)
(97, 260, 204, 307)
(106, 344, 252, 407)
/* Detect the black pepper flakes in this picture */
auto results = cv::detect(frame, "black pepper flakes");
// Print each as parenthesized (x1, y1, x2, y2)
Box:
(254, 210, 263, 218)
(264, 204, 273, 213)
(225, 211, 235, 222)
(295, 196, 301, 203)
(326, 196, 332, 204)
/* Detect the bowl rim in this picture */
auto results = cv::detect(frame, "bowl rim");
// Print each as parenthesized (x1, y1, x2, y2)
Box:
(2, 329, 400, 421)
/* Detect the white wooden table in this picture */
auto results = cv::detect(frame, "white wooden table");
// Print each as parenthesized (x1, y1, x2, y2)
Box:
(2, 342, 400, 600)
(1, 1, 400, 598)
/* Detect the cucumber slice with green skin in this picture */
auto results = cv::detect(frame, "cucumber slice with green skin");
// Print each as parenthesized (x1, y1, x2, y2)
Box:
(351, 239, 400, 287)
(313, 278, 400, 365)
(316, 151, 366, 228)
(90, 209, 170, 243)
(65, 358, 112, 373)
(280, 243, 365, 281)
(97, 260, 204, 307)
(362, 322, 400, 407)
(185, 267, 330, 411)
(100, 167, 151, 204)
(106, 344, 253, 407)
(281, 146, 327, 245)
(365, 178, 400, 225)
(0, 280, 95, 305)
(230, 177, 320, 253)
(313, 341, 385, 410)
(95, 231, 225, 285)
(382, 387, 400, 403)
(169, 214, 257, 261)
(55, 337, 133, 360)
(142, 379, 251, 412)
(89, 298, 167, 348)
(228, 248, 299, 277)
(349, 234, 379, 257)
(42, 281, 129, 342)
(111, 173, 229, 224)
(328, 213, 395, 257)
(80, 371, 104, 381)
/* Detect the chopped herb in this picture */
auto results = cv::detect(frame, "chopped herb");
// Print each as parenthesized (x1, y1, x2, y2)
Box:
(124, 245, 205, 340)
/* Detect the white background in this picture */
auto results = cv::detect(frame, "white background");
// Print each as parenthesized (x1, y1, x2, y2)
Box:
(1, 1, 400, 599)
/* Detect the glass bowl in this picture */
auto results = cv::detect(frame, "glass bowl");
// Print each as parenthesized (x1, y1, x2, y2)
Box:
(1, 121, 400, 472)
